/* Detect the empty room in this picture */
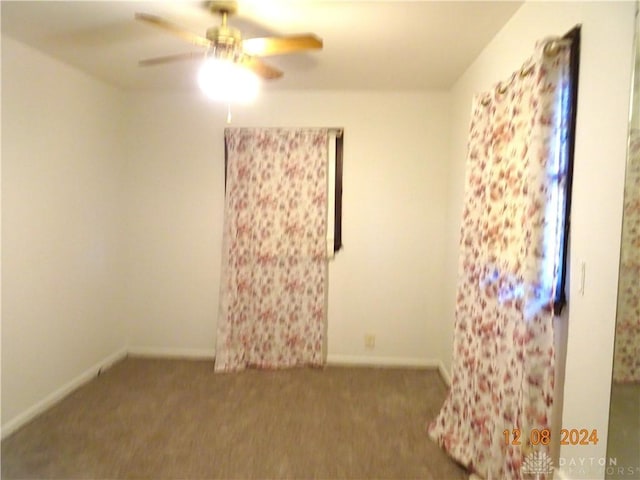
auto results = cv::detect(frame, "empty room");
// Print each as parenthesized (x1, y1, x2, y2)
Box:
(1, 1, 638, 479)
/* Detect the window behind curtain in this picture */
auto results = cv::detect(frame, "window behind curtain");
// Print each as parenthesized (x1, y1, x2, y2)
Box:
(553, 26, 580, 314)
(224, 128, 344, 255)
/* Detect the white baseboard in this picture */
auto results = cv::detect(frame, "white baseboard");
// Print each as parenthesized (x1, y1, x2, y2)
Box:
(1, 348, 127, 439)
(326, 354, 440, 368)
(126, 351, 449, 381)
(326, 355, 452, 386)
(127, 346, 216, 360)
(438, 363, 451, 386)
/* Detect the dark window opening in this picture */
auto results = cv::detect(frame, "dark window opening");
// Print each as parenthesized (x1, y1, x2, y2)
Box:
(554, 25, 580, 315)
(333, 133, 344, 253)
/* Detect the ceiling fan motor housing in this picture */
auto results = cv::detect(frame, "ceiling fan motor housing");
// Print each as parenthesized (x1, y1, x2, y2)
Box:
(206, 25, 243, 60)
(207, 1, 238, 16)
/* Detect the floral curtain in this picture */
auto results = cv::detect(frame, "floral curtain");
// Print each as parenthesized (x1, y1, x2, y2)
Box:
(215, 128, 329, 372)
(429, 39, 572, 479)
(612, 128, 640, 384)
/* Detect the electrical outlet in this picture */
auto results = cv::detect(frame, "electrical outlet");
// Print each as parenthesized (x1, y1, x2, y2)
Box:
(364, 334, 376, 349)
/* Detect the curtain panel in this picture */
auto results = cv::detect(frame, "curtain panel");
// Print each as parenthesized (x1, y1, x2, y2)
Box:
(215, 128, 329, 372)
(612, 128, 640, 384)
(429, 39, 572, 479)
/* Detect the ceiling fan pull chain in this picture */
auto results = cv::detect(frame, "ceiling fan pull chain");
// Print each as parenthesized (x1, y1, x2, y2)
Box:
(227, 103, 232, 124)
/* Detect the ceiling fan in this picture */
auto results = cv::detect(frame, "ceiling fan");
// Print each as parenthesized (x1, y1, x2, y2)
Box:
(135, 0, 323, 81)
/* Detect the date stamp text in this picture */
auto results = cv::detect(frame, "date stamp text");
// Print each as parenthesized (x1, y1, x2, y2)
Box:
(503, 428, 599, 446)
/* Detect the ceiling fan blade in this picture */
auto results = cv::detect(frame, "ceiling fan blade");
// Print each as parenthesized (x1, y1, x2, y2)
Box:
(135, 13, 211, 48)
(242, 34, 322, 56)
(240, 56, 283, 80)
(139, 52, 205, 67)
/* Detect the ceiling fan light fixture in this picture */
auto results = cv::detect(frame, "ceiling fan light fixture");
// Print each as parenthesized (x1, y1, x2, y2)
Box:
(136, 0, 321, 99)
(197, 57, 260, 104)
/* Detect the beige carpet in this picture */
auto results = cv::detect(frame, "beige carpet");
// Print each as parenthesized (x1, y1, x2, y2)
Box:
(606, 383, 640, 479)
(1, 357, 468, 479)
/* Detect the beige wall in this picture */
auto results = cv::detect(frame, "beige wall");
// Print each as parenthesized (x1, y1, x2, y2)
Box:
(1, 36, 128, 430)
(123, 90, 452, 365)
(445, 2, 635, 478)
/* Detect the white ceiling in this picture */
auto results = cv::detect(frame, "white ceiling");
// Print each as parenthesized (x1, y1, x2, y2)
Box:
(1, 1, 523, 92)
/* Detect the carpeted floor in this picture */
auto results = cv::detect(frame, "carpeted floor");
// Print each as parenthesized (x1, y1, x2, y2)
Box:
(1, 357, 468, 479)
(606, 383, 640, 479)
